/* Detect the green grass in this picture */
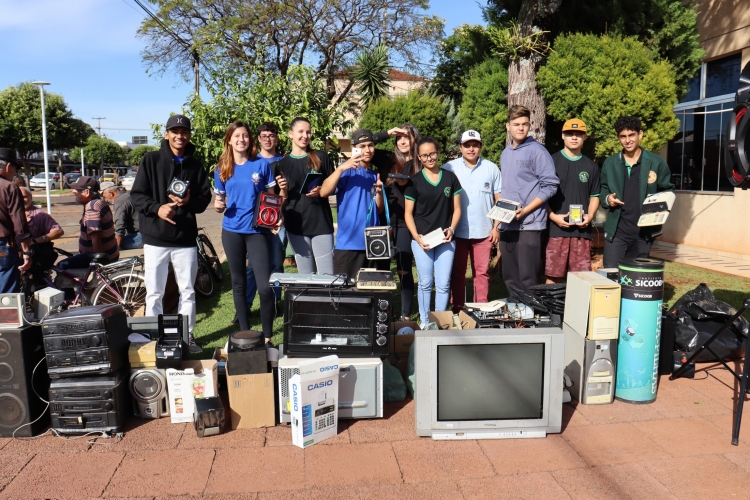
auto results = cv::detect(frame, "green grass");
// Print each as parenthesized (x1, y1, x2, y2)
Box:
(191, 258, 750, 358)
(49, 189, 71, 195)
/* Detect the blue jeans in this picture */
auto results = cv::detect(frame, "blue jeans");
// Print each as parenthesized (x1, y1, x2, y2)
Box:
(120, 232, 143, 250)
(0, 242, 20, 293)
(411, 239, 456, 325)
(246, 228, 286, 304)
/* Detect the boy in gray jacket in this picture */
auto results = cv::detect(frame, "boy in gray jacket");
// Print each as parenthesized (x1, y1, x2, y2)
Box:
(499, 105, 560, 291)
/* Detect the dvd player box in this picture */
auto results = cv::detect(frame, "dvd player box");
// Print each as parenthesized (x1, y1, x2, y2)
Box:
(288, 355, 339, 448)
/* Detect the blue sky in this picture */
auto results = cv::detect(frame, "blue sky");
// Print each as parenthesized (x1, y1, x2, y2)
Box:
(0, 0, 486, 145)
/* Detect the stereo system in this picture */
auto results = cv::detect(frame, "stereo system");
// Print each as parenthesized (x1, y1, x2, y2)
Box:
(0, 325, 49, 437)
(283, 287, 390, 357)
(129, 368, 170, 418)
(41, 304, 129, 379)
(364, 226, 394, 260)
(49, 370, 129, 434)
(253, 192, 283, 230)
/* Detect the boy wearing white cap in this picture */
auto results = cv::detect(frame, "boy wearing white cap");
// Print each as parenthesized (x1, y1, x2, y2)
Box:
(443, 130, 501, 310)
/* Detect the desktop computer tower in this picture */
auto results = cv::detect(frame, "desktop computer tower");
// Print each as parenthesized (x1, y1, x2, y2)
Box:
(564, 272, 621, 340)
(278, 356, 382, 422)
(563, 323, 617, 404)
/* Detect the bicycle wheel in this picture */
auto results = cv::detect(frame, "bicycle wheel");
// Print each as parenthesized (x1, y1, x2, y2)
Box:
(91, 271, 148, 316)
(194, 257, 216, 298)
(198, 234, 223, 281)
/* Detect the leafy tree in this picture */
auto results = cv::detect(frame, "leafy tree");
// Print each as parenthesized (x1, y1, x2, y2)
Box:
(154, 65, 351, 170)
(348, 44, 391, 111)
(0, 82, 94, 174)
(537, 33, 680, 160)
(459, 59, 509, 164)
(431, 24, 495, 105)
(127, 145, 158, 166)
(137, 0, 444, 101)
(69, 135, 126, 166)
(358, 91, 452, 154)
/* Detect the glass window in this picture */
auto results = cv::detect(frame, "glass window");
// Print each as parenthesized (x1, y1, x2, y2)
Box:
(668, 112, 686, 189)
(681, 74, 701, 103)
(718, 102, 735, 192)
(702, 104, 723, 191)
(705, 53, 741, 99)
(684, 109, 701, 191)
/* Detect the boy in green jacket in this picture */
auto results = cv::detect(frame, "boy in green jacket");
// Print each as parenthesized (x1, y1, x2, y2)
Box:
(600, 116, 674, 268)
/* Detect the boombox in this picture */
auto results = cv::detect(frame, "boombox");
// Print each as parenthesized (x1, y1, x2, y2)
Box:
(253, 192, 283, 230)
(0, 294, 25, 330)
(41, 304, 129, 378)
(49, 370, 130, 434)
(365, 226, 394, 260)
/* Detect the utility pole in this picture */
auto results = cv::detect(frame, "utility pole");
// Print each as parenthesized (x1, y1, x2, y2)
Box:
(92, 117, 106, 178)
(193, 50, 200, 96)
(92, 117, 106, 136)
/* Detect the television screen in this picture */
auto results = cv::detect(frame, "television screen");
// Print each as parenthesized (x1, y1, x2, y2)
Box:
(437, 343, 545, 421)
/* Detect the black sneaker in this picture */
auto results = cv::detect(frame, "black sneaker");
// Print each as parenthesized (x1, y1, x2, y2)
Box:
(275, 301, 284, 318)
(188, 333, 202, 354)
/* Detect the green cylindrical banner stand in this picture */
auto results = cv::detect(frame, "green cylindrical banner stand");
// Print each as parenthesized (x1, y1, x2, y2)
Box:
(615, 257, 665, 404)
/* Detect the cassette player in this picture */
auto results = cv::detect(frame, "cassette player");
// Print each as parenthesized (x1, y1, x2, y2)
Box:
(43, 331, 110, 352)
(49, 370, 129, 434)
(46, 347, 126, 378)
(41, 304, 127, 336)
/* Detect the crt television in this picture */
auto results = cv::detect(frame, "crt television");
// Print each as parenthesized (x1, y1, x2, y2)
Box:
(415, 328, 564, 440)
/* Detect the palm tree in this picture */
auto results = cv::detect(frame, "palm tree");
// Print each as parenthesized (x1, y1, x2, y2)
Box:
(351, 43, 391, 110)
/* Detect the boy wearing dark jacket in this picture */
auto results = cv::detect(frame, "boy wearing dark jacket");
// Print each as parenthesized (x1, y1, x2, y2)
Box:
(130, 115, 212, 352)
(600, 116, 674, 268)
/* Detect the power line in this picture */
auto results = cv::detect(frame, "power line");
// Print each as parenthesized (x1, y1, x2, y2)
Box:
(92, 117, 106, 136)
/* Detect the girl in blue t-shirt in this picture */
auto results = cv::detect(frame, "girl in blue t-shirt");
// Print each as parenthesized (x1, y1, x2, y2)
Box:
(213, 121, 281, 342)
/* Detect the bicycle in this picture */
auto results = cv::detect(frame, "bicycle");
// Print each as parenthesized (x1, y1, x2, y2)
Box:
(194, 228, 222, 298)
(23, 247, 148, 316)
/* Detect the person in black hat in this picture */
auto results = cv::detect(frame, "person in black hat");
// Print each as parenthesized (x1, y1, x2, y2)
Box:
(319, 129, 384, 279)
(57, 176, 119, 270)
(0, 148, 32, 293)
(129, 114, 212, 353)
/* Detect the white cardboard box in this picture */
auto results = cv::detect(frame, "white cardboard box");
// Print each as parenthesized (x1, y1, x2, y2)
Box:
(289, 355, 339, 448)
(166, 360, 218, 424)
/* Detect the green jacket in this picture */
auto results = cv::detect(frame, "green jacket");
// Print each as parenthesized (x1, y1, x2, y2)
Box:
(599, 149, 674, 243)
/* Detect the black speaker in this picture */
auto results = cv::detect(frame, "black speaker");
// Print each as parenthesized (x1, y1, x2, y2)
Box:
(0, 325, 49, 437)
(725, 61, 750, 189)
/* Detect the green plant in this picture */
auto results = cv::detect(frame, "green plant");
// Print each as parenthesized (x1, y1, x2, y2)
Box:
(537, 33, 680, 160)
(488, 22, 551, 60)
(69, 135, 126, 166)
(350, 44, 391, 111)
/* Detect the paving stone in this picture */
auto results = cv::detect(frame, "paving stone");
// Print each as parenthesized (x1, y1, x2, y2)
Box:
(2, 431, 92, 453)
(1, 451, 124, 499)
(357, 481, 464, 500)
(263, 425, 293, 447)
(204, 447, 305, 494)
(641, 455, 750, 499)
(90, 418, 187, 452)
(459, 472, 569, 500)
(571, 398, 664, 425)
(562, 422, 669, 465)
(304, 442, 401, 488)
(552, 464, 676, 500)
(651, 384, 731, 419)
(391, 440, 494, 484)
(0, 453, 33, 491)
(561, 401, 592, 429)
(723, 452, 750, 474)
(347, 400, 418, 444)
(479, 435, 586, 475)
(634, 416, 750, 456)
(178, 426, 265, 450)
(258, 486, 359, 500)
(104, 449, 215, 497)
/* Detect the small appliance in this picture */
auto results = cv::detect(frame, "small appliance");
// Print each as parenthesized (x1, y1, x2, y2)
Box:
(252, 192, 283, 230)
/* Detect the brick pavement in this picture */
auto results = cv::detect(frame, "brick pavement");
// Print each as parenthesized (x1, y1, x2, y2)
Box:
(0, 368, 749, 499)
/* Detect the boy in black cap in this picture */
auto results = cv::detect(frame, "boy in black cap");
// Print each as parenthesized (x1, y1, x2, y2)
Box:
(0, 148, 31, 292)
(319, 129, 384, 279)
(130, 115, 212, 352)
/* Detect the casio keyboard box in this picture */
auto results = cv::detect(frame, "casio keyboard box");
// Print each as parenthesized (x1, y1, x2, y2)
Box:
(278, 355, 383, 423)
(289, 355, 339, 448)
(49, 369, 129, 434)
(41, 304, 129, 378)
(563, 272, 621, 340)
(563, 323, 617, 404)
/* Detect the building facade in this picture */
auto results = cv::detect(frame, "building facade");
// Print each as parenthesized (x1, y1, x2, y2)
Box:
(661, 1, 750, 257)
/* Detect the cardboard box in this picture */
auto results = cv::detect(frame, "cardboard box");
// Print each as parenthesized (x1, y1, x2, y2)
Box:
(129, 341, 157, 366)
(215, 349, 275, 429)
(289, 355, 339, 448)
(165, 359, 218, 424)
(427, 311, 476, 330)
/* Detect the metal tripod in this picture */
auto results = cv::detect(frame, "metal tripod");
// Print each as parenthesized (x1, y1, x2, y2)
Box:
(670, 298, 750, 445)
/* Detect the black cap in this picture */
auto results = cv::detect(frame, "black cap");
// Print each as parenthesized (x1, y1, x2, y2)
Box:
(0, 148, 20, 167)
(166, 114, 191, 131)
(69, 175, 100, 191)
(351, 129, 374, 146)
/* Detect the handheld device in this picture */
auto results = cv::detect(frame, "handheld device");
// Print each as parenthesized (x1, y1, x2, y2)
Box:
(486, 199, 522, 224)
(388, 173, 410, 180)
(300, 171, 323, 195)
(569, 204, 584, 224)
(352, 147, 362, 156)
(167, 177, 190, 199)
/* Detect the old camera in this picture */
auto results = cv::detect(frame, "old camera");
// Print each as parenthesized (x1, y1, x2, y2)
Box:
(167, 177, 190, 199)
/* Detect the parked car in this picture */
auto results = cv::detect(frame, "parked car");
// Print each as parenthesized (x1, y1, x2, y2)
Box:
(100, 172, 119, 185)
(63, 172, 81, 189)
(120, 173, 137, 191)
(29, 172, 60, 190)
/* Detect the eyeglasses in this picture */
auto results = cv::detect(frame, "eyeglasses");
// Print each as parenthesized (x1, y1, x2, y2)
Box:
(259, 134, 276, 140)
(418, 152, 439, 161)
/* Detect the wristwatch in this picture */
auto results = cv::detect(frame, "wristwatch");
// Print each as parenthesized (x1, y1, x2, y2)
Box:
(22, 249, 34, 257)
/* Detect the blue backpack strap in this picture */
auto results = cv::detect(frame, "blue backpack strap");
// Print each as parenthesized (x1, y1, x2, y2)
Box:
(367, 184, 390, 227)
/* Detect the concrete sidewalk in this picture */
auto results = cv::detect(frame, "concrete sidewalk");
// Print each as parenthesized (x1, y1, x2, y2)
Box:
(0, 368, 748, 499)
(651, 241, 750, 279)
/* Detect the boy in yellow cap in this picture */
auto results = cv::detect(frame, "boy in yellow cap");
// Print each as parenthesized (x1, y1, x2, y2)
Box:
(545, 118, 600, 283)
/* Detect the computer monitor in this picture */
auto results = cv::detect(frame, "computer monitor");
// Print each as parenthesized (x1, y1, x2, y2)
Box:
(415, 328, 565, 440)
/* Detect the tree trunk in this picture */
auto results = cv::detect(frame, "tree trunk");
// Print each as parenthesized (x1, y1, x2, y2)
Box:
(507, 0, 562, 145)
(507, 54, 547, 144)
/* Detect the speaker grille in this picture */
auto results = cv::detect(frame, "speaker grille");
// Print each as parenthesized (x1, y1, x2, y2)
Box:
(0, 394, 26, 428)
(0, 339, 10, 358)
(0, 363, 13, 383)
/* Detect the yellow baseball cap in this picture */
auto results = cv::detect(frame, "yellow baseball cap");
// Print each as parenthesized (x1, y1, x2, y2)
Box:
(562, 118, 587, 133)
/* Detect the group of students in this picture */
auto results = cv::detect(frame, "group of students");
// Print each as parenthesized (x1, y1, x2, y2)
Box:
(129, 105, 673, 347)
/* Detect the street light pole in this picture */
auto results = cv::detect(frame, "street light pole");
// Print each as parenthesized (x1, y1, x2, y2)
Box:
(32, 81, 52, 215)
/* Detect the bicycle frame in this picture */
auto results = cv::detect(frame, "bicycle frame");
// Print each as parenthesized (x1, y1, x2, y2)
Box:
(43, 256, 142, 308)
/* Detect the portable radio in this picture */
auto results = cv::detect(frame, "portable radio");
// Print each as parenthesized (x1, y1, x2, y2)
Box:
(253, 192, 283, 230)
